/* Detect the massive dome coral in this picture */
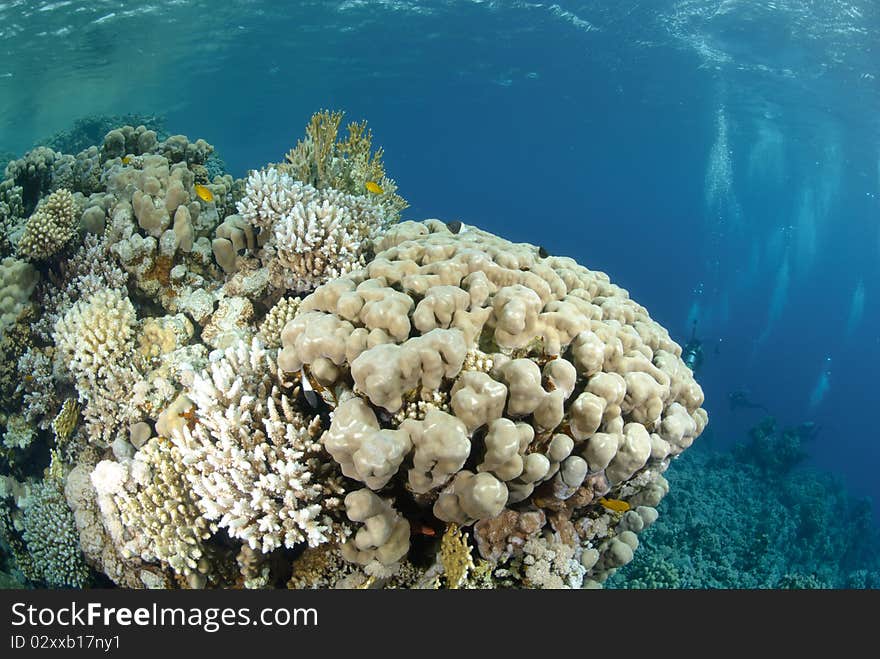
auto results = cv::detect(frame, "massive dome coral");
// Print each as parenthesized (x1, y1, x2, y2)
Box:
(276, 219, 707, 587)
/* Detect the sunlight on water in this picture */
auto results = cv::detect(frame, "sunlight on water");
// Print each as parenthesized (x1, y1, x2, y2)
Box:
(662, 0, 876, 78)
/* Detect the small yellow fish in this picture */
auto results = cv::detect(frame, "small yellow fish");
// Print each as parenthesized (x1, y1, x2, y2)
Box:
(194, 184, 214, 203)
(121, 155, 132, 165)
(365, 181, 383, 195)
(598, 497, 631, 513)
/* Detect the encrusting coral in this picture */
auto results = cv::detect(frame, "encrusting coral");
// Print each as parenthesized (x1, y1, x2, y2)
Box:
(0, 111, 711, 589)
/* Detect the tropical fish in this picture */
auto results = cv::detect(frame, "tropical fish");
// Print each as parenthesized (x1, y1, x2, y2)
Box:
(194, 184, 214, 203)
(598, 497, 630, 513)
(121, 155, 132, 165)
(365, 181, 383, 195)
(300, 369, 319, 410)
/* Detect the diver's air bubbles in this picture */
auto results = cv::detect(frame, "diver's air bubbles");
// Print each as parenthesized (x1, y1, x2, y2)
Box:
(845, 280, 866, 340)
(704, 104, 741, 228)
(756, 255, 790, 347)
(808, 356, 832, 411)
(686, 299, 701, 332)
(795, 188, 817, 275)
(747, 120, 785, 189)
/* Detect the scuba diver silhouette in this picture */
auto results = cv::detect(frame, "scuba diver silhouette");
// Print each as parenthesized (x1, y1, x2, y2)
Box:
(681, 320, 704, 375)
(728, 390, 769, 413)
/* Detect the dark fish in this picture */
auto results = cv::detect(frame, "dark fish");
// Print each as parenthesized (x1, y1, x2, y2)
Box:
(538, 246, 549, 258)
(300, 370, 320, 409)
(446, 220, 462, 234)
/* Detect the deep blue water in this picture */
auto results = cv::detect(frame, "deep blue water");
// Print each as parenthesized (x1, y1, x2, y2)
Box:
(1, 0, 878, 537)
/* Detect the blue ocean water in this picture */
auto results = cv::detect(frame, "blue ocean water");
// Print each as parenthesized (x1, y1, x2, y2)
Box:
(1, 1, 878, 586)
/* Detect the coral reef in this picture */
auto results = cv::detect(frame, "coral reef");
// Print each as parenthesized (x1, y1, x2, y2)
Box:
(0, 111, 717, 590)
(0, 256, 38, 336)
(41, 114, 166, 156)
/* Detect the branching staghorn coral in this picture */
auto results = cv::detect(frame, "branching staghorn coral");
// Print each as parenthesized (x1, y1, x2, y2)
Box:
(170, 337, 348, 553)
(97, 437, 214, 587)
(236, 168, 388, 293)
(2, 414, 35, 451)
(15, 347, 58, 429)
(258, 296, 301, 348)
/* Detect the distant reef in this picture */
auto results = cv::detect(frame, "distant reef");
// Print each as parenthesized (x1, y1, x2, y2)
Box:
(608, 420, 880, 589)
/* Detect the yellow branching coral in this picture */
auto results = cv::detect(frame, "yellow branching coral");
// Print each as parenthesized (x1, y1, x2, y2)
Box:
(284, 109, 342, 187)
(283, 109, 408, 221)
(440, 523, 474, 589)
(52, 398, 79, 444)
(46, 448, 65, 482)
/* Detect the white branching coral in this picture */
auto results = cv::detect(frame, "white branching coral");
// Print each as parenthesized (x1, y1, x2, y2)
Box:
(15, 347, 58, 429)
(33, 233, 128, 342)
(52, 289, 143, 444)
(236, 167, 387, 293)
(21, 478, 90, 587)
(54, 288, 136, 381)
(17, 188, 78, 260)
(1, 414, 35, 450)
(171, 337, 348, 553)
